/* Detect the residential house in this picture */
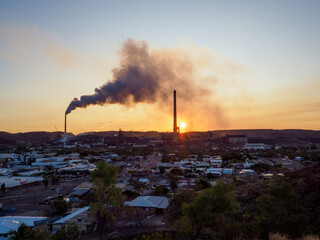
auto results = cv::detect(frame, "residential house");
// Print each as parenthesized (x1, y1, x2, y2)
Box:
(124, 196, 170, 216)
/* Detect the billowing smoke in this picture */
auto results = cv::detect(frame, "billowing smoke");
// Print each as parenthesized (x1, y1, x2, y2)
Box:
(65, 39, 233, 128)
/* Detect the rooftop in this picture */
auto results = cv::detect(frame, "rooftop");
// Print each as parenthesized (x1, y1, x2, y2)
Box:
(53, 206, 89, 225)
(124, 196, 169, 209)
(0, 216, 47, 234)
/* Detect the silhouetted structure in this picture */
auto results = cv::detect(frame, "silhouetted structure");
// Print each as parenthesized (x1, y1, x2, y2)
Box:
(64, 114, 67, 133)
(173, 90, 180, 141)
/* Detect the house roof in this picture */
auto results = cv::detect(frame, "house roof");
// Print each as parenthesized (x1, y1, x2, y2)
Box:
(53, 206, 89, 225)
(0, 216, 47, 234)
(124, 196, 169, 209)
(71, 188, 90, 196)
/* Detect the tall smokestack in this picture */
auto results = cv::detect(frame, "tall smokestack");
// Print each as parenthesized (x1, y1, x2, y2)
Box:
(64, 114, 67, 133)
(173, 90, 177, 134)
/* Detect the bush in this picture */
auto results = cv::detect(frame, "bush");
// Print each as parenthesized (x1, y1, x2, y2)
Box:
(256, 181, 308, 239)
(170, 168, 184, 176)
(51, 199, 71, 216)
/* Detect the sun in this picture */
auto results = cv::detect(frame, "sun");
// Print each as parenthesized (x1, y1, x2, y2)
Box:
(180, 122, 186, 128)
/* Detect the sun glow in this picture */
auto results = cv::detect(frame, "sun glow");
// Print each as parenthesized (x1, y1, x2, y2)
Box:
(180, 122, 186, 128)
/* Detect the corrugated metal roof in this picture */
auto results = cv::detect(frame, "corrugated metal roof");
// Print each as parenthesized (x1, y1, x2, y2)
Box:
(0, 216, 47, 234)
(71, 188, 90, 196)
(53, 206, 89, 225)
(124, 196, 169, 209)
(0, 176, 43, 188)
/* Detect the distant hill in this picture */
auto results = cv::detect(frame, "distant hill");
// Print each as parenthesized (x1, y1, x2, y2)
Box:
(1, 129, 320, 145)
(0, 131, 65, 144)
(209, 129, 320, 145)
(84, 131, 161, 138)
(210, 129, 320, 138)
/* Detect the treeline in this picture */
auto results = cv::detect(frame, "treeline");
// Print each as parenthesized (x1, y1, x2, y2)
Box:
(166, 164, 320, 239)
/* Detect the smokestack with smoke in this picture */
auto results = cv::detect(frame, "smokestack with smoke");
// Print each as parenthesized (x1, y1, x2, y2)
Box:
(173, 90, 177, 133)
(65, 39, 231, 129)
(65, 39, 162, 115)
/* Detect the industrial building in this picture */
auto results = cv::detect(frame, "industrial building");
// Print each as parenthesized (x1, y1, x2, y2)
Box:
(0, 176, 43, 190)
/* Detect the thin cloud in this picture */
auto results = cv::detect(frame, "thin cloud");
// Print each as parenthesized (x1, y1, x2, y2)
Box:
(44, 42, 78, 68)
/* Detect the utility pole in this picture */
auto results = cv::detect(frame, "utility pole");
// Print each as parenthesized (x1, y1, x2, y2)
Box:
(34, 193, 37, 211)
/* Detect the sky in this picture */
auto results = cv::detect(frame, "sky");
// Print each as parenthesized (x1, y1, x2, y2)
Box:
(0, 0, 320, 134)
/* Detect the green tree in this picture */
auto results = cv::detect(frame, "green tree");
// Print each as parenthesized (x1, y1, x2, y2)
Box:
(175, 181, 239, 238)
(256, 181, 308, 239)
(170, 168, 184, 176)
(50, 223, 80, 240)
(175, 215, 194, 239)
(135, 232, 173, 240)
(50, 229, 67, 240)
(90, 161, 123, 240)
(28, 228, 46, 240)
(195, 179, 211, 190)
(154, 186, 169, 196)
(1, 183, 6, 194)
(174, 190, 196, 210)
(8, 223, 45, 240)
(43, 179, 49, 188)
(207, 172, 215, 179)
(122, 190, 139, 200)
(66, 223, 80, 239)
(133, 181, 145, 195)
(252, 162, 270, 174)
(51, 199, 71, 216)
(159, 166, 166, 174)
(168, 175, 178, 191)
(8, 223, 30, 240)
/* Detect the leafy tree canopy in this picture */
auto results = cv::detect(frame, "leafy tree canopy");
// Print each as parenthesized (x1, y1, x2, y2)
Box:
(9, 223, 45, 240)
(51, 199, 71, 216)
(256, 181, 308, 239)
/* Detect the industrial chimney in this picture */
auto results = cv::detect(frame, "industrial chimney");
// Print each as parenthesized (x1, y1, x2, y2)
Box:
(64, 114, 67, 133)
(173, 90, 179, 141)
(173, 90, 177, 133)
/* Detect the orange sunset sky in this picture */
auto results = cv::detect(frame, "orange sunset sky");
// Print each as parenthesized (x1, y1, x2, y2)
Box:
(1, 1, 320, 134)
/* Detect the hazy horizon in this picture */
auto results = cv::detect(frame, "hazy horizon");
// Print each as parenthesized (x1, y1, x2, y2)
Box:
(3, 128, 320, 135)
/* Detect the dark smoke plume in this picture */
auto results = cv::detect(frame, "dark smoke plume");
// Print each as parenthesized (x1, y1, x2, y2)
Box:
(65, 39, 229, 128)
(66, 39, 198, 115)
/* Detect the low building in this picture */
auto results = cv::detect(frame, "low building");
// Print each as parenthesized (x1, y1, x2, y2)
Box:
(52, 206, 95, 235)
(222, 168, 233, 175)
(239, 170, 259, 182)
(226, 134, 248, 144)
(210, 159, 222, 168)
(243, 158, 256, 168)
(139, 178, 150, 184)
(0, 216, 47, 240)
(243, 143, 269, 150)
(206, 168, 222, 174)
(260, 173, 273, 179)
(124, 196, 170, 216)
(70, 188, 91, 198)
(0, 169, 12, 176)
(0, 176, 43, 190)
